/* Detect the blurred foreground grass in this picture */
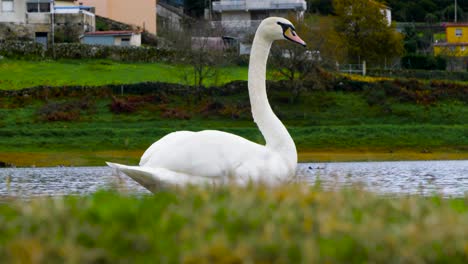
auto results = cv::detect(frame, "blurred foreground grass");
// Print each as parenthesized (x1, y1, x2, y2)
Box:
(1, 185, 467, 263)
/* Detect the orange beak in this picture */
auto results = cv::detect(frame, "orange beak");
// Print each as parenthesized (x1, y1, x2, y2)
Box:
(284, 28, 307, 47)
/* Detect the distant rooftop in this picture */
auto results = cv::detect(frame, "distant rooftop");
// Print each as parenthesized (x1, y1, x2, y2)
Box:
(84, 31, 135, 36)
(442, 23, 468, 27)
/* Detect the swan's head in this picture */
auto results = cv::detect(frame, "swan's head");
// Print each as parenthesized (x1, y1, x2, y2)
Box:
(259, 17, 306, 47)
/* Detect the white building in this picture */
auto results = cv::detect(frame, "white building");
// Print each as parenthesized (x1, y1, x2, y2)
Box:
(211, 0, 307, 36)
(0, 0, 94, 46)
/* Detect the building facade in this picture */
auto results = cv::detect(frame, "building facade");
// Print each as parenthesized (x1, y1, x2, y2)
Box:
(211, 0, 307, 36)
(433, 23, 468, 71)
(79, 0, 157, 35)
(0, 0, 95, 45)
(434, 23, 468, 57)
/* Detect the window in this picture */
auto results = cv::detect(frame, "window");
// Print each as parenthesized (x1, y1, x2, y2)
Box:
(2, 0, 14, 12)
(27, 0, 50, 13)
(121, 38, 131, 46)
(456, 28, 463, 37)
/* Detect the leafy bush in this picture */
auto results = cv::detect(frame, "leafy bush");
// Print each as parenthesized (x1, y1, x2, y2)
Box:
(401, 54, 446, 70)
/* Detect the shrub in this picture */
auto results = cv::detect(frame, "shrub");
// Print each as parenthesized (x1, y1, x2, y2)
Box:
(401, 54, 446, 70)
(109, 96, 137, 114)
(161, 107, 191, 119)
(109, 95, 165, 114)
(36, 97, 95, 122)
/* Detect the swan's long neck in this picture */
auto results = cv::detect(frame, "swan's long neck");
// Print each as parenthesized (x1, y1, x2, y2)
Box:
(248, 32, 297, 166)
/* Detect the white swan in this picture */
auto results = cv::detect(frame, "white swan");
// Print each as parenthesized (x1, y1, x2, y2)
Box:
(107, 17, 307, 192)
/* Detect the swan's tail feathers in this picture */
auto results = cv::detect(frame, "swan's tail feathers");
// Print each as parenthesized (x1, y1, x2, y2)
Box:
(107, 162, 165, 192)
(106, 162, 215, 193)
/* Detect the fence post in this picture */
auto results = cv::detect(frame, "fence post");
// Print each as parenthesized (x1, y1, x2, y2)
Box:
(363, 61, 367, 76)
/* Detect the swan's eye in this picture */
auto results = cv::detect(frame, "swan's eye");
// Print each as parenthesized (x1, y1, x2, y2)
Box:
(284, 28, 296, 39)
(277, 22, 295, 33)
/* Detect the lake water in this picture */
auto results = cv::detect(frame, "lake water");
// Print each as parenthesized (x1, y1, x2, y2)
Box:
(0, 160, 467, 198)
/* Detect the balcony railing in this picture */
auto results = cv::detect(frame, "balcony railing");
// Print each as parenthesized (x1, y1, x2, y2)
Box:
(212, 0, 307, 12)
(210, 19, 262, 29)
(54, 6, 94, 16)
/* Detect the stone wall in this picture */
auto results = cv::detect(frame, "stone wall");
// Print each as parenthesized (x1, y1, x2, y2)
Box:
(0, 23, 35, 41)
(0, 41, 175, 61)
(0, 40, 45, 58)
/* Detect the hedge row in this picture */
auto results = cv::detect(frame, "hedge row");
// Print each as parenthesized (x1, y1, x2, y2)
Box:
(367, 68, 468, 82)
(401, 54, 447, 70)
(1, 77, 466, 105)
(0, 41, 177, 62)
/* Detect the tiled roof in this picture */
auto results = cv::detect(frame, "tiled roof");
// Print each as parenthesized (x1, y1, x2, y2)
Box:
(442, 23, 468, 27)
(434, 42, 468, 46)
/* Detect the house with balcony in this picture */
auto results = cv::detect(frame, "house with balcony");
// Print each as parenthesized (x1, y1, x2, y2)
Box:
(211, 0, 307, 36)
(0, 0, 95, 46)
(434, 23, 468, 57)
(433, 23, 468, 70)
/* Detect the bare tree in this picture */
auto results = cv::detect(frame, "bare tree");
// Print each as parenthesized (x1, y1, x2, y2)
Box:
(167, 20, 231, 101)
(269, 14, 344, 102)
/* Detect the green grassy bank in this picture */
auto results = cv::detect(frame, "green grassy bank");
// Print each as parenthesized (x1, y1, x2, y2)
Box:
(1, 186, 467, 263)
(0, 59, 248, 90)
(0, 88, 466, 166)
(0, 121, 466, 166)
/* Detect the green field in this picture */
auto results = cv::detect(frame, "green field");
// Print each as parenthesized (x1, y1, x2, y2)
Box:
(0, 59, 249, 90)
(1, 185, 467, 263)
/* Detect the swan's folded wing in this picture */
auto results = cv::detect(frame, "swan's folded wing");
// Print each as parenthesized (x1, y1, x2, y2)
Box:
(106, 162, 217, 193)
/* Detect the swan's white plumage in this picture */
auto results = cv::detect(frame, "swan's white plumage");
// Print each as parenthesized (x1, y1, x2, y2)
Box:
(107, 17, 304, 192)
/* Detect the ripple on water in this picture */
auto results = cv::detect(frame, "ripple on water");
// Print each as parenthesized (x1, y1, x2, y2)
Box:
(0, 166, 150, 198)
(0, 160, 467, 198)
(297, 160, 468, 197)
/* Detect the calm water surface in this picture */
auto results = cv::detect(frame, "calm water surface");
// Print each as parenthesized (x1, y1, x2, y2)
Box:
(0, 160, 467, 197)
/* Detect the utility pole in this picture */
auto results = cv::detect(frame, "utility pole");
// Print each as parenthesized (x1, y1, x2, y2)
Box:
(455, 0, 458, 22)
(51, 0, 55, 58)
